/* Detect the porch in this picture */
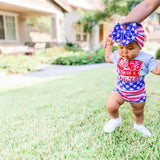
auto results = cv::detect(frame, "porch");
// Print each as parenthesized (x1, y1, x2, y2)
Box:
(0, 0, 71, 54)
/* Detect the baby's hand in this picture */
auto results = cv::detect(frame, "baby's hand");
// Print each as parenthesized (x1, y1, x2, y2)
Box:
(104, 35, 114, 48)
(107, 38, 114, 46)
(104, 31, 114, 48)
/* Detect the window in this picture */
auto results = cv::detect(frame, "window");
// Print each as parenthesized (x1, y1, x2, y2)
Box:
(0, 13, 17, 41)
(83, 35, 87, 41)
(6, 16, 16, 40)
(74, 24, 88, 42)
(76, 34, 81, 41)
(0, 15, 5, 39)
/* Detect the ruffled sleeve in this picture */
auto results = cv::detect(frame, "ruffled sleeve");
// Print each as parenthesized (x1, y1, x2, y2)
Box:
(109, 50, 119, 64)
(147, 57, 158, 72)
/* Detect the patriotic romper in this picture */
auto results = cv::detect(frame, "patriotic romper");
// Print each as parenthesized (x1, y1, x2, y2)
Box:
(110, 51, 158, 103)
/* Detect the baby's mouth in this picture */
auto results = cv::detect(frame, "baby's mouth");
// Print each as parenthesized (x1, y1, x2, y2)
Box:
(123, 55, 129, 59)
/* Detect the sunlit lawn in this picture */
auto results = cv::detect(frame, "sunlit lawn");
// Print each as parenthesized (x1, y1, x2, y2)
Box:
(0, 66, 159, 159)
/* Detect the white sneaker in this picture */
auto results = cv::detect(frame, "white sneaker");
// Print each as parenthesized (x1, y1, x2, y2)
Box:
(134, 123, 152, 137)
(104, 116, 121, 133)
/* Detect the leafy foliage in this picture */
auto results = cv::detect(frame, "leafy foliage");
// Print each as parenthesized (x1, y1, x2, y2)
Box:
(78, 0, 142, 33)
(77, 11, 107, 33)
(103, 0, 142, 17)
(0, 55, 37, 74)
(155, 48, 160, 59)
(0, 44, 117, 74)
(65, 42, 83, 52)
(52, 48, 106, 65)
(51, 46, 118, 65)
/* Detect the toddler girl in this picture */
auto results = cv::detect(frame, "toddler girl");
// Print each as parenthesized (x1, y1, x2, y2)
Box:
(104, 22, 160, 137)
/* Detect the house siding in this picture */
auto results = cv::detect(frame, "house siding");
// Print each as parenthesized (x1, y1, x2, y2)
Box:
(64, 12, 80, 43)
(0, 0, 69, 46)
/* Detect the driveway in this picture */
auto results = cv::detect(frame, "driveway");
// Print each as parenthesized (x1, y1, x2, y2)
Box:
(0, 63, 113, 90)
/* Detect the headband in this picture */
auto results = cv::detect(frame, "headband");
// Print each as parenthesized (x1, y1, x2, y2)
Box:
(112, 22, 145, 49)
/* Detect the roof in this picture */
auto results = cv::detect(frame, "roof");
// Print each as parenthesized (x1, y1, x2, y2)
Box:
(52, 0, 72, 12)
(66, 0, 104, 11)
(0, 0, 71, 18)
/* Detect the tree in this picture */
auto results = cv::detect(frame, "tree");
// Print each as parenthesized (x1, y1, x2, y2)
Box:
(77, 0, 142, 50)
(77, 10, 107, 50)
(103, 0, 143, 17)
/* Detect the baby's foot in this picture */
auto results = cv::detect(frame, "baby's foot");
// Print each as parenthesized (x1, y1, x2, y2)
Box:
(104, 116, 121, 133)
(134, 123, 152, 137)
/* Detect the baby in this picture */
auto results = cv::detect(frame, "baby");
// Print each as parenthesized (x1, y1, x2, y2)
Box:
(104, 22, 160, 137)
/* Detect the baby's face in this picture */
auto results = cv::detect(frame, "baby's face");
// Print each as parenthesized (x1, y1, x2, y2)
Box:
(118, 41, 141, 60)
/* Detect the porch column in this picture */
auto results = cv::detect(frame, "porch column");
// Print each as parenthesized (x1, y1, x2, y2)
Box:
(50, 15, 59, 42)
(89, 24, 100, 51)
(50, 13, 65, 43)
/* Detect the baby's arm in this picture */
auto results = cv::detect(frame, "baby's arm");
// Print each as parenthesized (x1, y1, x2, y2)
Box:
(151, 63, 160, 75)
(105, 37, 114, 63)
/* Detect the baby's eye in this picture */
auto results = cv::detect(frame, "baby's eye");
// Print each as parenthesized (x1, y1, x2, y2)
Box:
(128, 47, 133, 50)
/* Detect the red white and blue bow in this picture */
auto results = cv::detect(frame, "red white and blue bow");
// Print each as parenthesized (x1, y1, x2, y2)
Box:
(112, 22, 145, 49)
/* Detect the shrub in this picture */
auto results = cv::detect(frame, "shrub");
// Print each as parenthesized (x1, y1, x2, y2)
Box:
(65, 42, 83, 52)
(36, 45, 83, 64)
(52, 48, 106, 65)
(155, 48, 160, 59)
(0, 55, 38, 74)
(50, 45, 119, 65)
(36, 47, 71, 64)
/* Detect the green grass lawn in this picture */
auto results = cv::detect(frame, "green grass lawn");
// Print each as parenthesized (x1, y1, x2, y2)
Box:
(0, 66, 159, 159)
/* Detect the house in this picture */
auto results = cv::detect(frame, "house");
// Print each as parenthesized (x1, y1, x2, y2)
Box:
(0, 0, 159, 55)
(64, 0, 125, 50)
(65, 0, 160, 51)
(64, 0, 105, 50)
(0, 0, 71, 54)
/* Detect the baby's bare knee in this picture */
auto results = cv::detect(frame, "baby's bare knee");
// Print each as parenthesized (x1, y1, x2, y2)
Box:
(133, 109, 144, 117)
(106, 101, 119, 113)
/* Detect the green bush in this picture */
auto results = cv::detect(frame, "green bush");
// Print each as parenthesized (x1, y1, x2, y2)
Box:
(155, 48, 160, 59)
(0, 55, 38, 74)
(50, 46, 119, 65)
(36, 44, 113, 65)
(36, 45, 83, 64)
(52, 48, 106, 65)
(65, 42, 83, 52)
(0, 45, 118, 74)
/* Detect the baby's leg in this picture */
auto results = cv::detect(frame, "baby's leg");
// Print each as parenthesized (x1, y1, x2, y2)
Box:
(107, 91, 125, 118)
(131, 102, 151, 137)
(130, 102, 145, 124)
(104, 91, 124, 133)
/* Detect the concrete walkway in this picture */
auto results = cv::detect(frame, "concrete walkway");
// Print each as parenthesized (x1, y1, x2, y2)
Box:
(0, 63, 113, 90)
(22, 63, 112, 78)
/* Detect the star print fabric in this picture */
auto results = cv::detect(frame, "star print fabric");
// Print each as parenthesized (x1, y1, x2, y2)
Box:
(115, 79, 146, 103)
(117, 78, 145, 91)
(115, 58, 146, 103)
(112, 22, 145, 49)
(109, 51, 158, 103)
